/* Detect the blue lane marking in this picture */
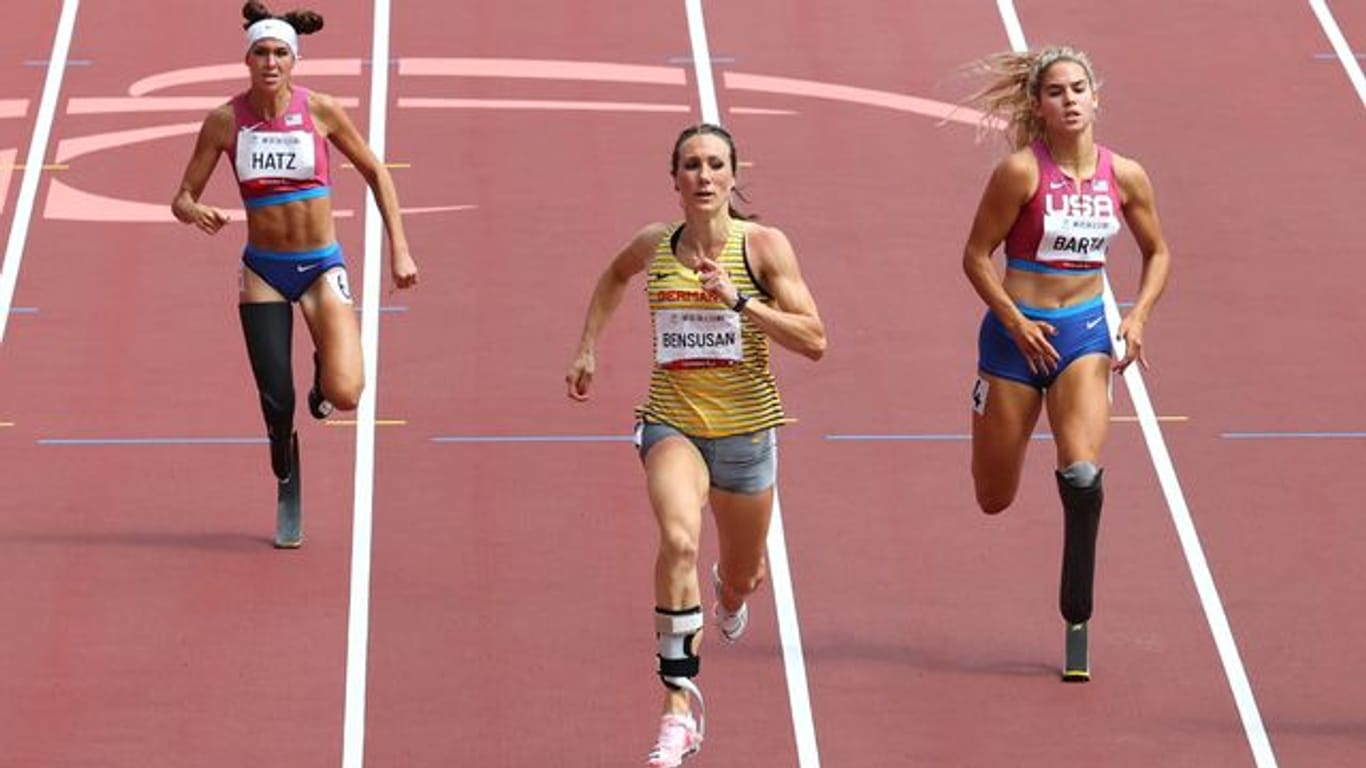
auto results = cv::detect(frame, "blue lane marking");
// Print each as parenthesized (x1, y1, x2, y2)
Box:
(431, 435, 632, 443)
(826, 433, 1053, 441)
(23, 59, 93, 67)
(1222, 431, 1366, 440)
(667, 55, 736, 64)
(39, 437, 267, 446)
(8, 307, 38, 314)
(1314, 52, 1365, 60)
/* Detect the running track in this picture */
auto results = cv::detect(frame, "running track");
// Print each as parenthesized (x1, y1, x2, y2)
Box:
(0, 2, 1362, 766)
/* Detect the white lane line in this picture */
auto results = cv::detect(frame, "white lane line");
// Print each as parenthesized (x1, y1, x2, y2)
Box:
(0, 0, 80, 346)
(995, 5, 1278, 767)
(341, 0, 392, 764)
(684, 4, 821, 766)
(684, 0, 722, 123)
(1309, 0, 1366, 109)
(994, 0, 1028, 52)
(766, 484, 821, 767)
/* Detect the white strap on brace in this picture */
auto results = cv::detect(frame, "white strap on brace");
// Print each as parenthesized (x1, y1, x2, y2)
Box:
(656, 609, 706, 738)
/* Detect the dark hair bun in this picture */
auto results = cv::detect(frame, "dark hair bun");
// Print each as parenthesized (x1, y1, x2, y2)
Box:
(242, 1, 272, 28)
(242, 1, 325, 35)
(281, 10, 324, 35)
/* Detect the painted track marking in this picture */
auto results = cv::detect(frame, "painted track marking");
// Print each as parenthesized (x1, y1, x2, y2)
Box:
(685, 2, 821, 766)
(1309, 0, 1366, 109)
(1223, 431, 1366, 440)
(994, 4, 1278, 767)
(0, 0, 80, 346)
(341, 0, 393, 764)
(431, 434, 632, 443)
(38, 437, 265, 445)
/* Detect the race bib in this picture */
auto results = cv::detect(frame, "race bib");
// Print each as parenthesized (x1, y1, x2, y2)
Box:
(655, 309, 743, 368)
(235, 129, 316, 182)
(1037, 191, 1120, 265)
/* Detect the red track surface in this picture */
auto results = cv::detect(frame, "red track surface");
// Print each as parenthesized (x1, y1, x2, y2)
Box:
(0, 1, 1362, 766)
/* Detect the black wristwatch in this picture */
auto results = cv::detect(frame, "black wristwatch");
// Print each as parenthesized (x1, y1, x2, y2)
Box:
(731, 291, 750, 313)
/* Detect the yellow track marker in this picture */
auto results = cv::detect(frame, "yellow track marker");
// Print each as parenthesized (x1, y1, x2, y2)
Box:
(1, 163, 68, 171)
(326, 419, 407, 427)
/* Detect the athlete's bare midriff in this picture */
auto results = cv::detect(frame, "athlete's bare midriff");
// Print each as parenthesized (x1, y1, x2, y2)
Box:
(1003, 267, 1103, 310)
(245, 197, 335, 251)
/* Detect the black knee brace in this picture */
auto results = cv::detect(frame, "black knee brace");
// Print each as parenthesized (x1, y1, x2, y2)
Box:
(1057, 463, 1104, 625)
(239, 302, 295, 480)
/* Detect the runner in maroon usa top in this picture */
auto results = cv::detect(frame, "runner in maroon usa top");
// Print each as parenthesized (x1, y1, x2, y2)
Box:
(961, 45, 1172, 681)
(172, 1, 418, 548)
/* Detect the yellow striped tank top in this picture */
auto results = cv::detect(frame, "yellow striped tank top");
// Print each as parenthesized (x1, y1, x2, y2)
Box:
(635, 221, 786, 437)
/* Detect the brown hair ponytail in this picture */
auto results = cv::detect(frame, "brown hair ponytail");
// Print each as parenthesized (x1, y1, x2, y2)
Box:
(966, 46, 1099, 150)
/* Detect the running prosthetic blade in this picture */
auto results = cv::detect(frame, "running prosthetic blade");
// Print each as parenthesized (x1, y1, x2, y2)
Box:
(273, 433, 303, 548)
(1062, 622, 1090, 682)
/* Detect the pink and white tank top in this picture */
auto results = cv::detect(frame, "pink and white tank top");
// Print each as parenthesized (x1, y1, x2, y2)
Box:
(229, 87, 331, 208)
(1004, 141, 1122, 273)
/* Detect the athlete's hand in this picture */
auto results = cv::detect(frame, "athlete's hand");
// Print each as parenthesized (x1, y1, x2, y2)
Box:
(1009, 318, 1060, 376)
(566, 349, 595, 401)
(190, 204, 230, 235)
(391, 247, 418, 290)
(696, 257, 738, 307)
(1113, 315, 1148, 374)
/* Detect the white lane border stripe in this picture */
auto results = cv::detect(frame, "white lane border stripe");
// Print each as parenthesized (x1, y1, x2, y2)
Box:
(341, 0, 391, 764)
(994, 5, 1278, 767)
(1309, 0, 1366, 110)
(0, 0, 80, 346)
(766, 478, 822, 766)
(684, 0, 722, 123)
(683, 3, 821, 766)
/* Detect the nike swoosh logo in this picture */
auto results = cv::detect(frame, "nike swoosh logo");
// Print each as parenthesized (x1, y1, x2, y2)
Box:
(1085, 316, 1103, 330)
(296, 263, 321, 273)
(650, 272, 669, 280)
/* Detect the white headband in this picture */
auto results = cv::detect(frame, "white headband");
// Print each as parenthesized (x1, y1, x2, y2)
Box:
(245, 18, 300, 59)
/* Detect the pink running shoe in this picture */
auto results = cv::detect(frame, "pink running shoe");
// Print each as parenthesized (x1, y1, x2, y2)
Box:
(646, 712, 702, 767)
(711, 564, 749, 643)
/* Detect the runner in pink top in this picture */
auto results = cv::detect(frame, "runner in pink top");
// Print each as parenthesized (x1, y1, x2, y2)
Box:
(1004, 140, 1123, 274)
(229, 85, 332, 209)
(960, 46, 1173, 682)
(171, 1, 418, 548)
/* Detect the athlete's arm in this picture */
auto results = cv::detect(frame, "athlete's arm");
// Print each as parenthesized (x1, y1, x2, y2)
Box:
(962, 150, 1060, 374)
(171, 107, 232, 235)
(705, 224, 825, 361)
(1113, 154, 1171, 373)
(313, 91, 417, 289)
(566, 224, 664, 400)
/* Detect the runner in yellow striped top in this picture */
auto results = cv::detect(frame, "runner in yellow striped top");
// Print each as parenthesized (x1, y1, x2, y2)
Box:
(636, 220, 785, 437)
(565, 124, 826, 768)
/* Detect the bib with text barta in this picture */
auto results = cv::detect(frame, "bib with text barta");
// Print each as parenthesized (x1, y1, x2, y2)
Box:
(655, 309, 743, 369)
(1036, 188, 1120, 266)
(235, 129, 317, 183)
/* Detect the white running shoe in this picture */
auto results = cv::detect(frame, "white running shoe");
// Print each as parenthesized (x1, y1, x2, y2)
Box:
(711, 564, 748, 643)
(646, 712, 702, 767)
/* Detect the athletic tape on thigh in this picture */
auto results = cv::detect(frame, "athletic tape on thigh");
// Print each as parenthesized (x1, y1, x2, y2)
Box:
(325, 268, 353, 304)
(971, 376, 989, 416)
